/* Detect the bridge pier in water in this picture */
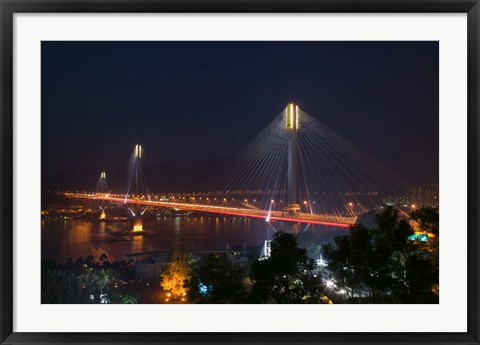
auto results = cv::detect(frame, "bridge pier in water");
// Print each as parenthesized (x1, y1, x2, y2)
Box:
(133, 207, 143, 232)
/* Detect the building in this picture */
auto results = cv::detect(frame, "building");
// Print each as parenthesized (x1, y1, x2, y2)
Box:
(134, 254, 170, 279)
(229, 255, 249, 269)
(406, 184, 439, 207)
(384, 184, 439, 208)
(134, 253, 201, 279)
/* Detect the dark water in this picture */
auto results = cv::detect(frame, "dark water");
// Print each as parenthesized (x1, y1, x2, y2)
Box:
(41, 216, 348, 263)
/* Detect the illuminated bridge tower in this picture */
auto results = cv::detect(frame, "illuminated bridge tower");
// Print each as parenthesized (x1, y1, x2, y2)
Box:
(132, 144, 143, 232)
(285, 102, 300, 214)
(96, 171, 108, 220)
(99, 172, 107, 219)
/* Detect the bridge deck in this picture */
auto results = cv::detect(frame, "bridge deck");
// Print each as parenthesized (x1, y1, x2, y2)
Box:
(65, 193, 355, 228)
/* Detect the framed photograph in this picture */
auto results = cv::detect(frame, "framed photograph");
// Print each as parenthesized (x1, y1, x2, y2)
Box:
(1, 0, 479, 344)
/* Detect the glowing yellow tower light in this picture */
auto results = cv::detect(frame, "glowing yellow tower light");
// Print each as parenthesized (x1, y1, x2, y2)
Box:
(295, 105, 299, 129)
(286, 102, 299, 130)
(135, 144, 142, 158)
(101, 172, 106, 179)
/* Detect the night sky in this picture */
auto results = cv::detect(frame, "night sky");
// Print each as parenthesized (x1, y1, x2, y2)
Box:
(41, 41, 438, 185)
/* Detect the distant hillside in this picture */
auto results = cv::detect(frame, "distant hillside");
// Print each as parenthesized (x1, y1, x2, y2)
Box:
(42, 157, 230, 194)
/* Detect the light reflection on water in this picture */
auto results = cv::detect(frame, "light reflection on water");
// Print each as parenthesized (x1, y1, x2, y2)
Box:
(41, 216, 347, 264)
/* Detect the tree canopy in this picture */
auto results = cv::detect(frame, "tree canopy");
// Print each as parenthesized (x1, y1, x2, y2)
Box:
(250, 232, 320, 303)
(322, 206, 439, 303)
(188, 254, 246, 303)
(160, 249, 193, 300)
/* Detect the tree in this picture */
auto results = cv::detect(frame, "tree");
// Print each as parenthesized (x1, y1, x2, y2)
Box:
(407, 207, 439, 302)
(41, 261, 120, 304)
(109, 291, 140, 304)
(188, 254, 246, 303)
(250, 232, 320, 303)
(322, 223, 377, 301)
(410, 206, 439, 235)
(322, 206, 439, 303)
(121, 294, 139, 304)
(160, 249, 193, 300)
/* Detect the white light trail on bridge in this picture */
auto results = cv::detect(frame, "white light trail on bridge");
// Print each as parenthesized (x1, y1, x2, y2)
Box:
(68, 193, 354, 228)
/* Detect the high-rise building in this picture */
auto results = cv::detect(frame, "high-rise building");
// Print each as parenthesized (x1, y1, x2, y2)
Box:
(384, 184, 438, 207)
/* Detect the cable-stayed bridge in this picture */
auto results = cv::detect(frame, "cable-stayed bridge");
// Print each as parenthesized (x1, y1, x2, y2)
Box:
(63, 102, 405, 231)
(64, 192, 354, 228)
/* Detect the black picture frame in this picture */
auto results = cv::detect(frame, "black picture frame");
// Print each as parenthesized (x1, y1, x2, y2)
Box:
(1, 1, 479, 344)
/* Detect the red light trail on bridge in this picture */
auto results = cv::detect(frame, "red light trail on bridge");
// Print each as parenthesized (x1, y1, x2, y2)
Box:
(70, 194, 354, 229)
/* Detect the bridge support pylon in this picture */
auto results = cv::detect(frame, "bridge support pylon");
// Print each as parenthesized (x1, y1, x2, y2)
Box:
(285, 102, 300, 214)
(132, 145, 144, 232)
(98, 171, 108, 220)
(133, 208, 143, 232)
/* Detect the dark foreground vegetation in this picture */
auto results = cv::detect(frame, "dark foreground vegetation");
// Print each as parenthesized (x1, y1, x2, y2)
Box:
(42, 206, 439, 304)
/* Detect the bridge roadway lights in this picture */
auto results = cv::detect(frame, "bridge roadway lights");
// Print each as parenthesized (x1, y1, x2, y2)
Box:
(72, 195, 354, 228)
(284, 203, 301, 216)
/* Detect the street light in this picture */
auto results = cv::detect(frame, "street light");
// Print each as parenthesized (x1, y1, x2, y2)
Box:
(326, 280, 335, 289)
